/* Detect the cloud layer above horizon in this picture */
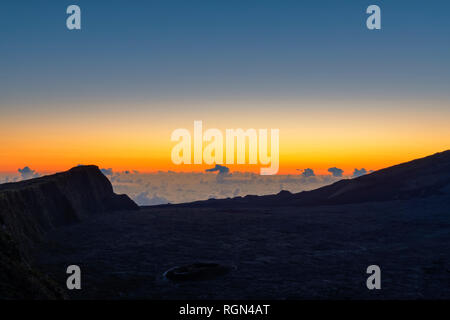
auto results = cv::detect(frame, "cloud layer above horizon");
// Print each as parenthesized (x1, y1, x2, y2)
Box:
(0, 163, 373, 205)
(108, 169, 348, 205)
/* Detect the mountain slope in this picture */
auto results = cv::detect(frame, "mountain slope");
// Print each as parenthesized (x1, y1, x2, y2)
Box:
(180, 150, 450, 208)
(287, 149, 450, 206)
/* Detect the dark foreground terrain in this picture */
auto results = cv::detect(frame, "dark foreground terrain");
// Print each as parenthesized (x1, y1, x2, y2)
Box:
(35, 194, 450, 299)
(2, 151, 450, 299)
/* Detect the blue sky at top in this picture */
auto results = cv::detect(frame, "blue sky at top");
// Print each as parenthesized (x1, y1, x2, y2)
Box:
(0, 0, 449, 107)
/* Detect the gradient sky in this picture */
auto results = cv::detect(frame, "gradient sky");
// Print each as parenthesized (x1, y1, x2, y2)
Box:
(1, 0, 449, 174)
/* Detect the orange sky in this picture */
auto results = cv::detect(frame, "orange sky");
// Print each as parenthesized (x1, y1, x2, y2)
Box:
(1, 99, 449, 175)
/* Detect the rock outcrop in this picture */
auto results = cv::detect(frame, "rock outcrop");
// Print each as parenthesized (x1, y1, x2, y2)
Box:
(0, 165, 138, 248)
(0, 165, 138, 299)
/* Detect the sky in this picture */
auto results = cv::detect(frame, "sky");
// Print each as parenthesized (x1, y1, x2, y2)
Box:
(1, 0, 449, 175)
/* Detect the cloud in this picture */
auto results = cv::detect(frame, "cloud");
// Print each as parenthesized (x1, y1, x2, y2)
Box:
(101, 168, 113, 176)
(205, 164, 231, 183)
(18, 166, 40, 180)
(301, 168, 315, 177)
(205, 164, 230, 174)
(352, 168, 367, 178)
(107, 170, 344, 205)
(133, 192, 169, 206)
(328, 167, 343, 177)
(0, 176, 10, 184)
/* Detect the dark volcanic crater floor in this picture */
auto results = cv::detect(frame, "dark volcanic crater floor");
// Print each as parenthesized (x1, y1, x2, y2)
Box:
(34, 196, 450, 299)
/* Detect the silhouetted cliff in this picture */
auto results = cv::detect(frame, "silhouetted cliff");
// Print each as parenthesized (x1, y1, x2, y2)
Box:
(0, 165, 138, 248)
(0, 165, 138, 299)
